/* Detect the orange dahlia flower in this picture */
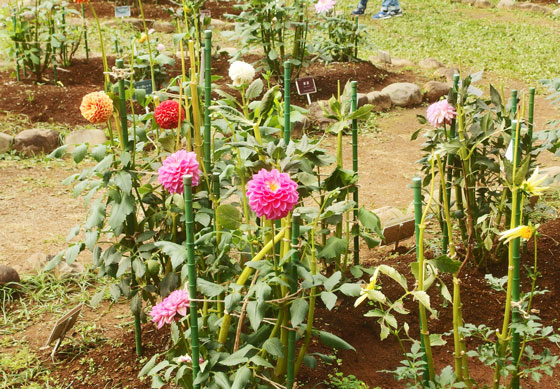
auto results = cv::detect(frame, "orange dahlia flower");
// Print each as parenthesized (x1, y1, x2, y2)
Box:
(80, 91, 114, 124)
(73, 0, 89, 3)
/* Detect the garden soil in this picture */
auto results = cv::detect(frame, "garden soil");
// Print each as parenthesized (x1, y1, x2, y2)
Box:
(33, 217, 560, 388)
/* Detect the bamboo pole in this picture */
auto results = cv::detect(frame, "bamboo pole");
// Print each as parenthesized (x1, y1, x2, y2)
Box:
(412, 177, 431, 384)
(116, 59, 129, 151)
(81, 5, 89, 61)
(283, 61, 291, 145)
(184, 175, 201, 389)
(285, 213, 300, 389)
(350, 81, 359, 266)
(203, 30, 212, 178)
(12, 9, 21, 81)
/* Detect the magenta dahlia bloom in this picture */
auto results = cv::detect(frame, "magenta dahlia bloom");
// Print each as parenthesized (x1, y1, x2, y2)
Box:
(426, 100, 457, 128)
(246, 169, 299, 220)
(315, 0, 336, 13)
(158, 150, 201, 194)
(150, 289, 190, 329)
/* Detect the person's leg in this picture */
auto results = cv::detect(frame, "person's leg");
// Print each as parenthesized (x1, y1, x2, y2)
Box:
(351, 0, 368, 15)
(380, 0, 391, 12)
(388, 0, 402, 16)
(372, 0, 391, 19)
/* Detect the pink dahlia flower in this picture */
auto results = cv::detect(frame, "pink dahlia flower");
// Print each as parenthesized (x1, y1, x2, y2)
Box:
(154, 100, 185, 129)
(426, 100, 456, 128)
(150, 289, 190, 329)
(315, 0, 336, 13)
(158, 150, 201, 194)
(246, 169, 299, 220)
(176, 354, 205, 364)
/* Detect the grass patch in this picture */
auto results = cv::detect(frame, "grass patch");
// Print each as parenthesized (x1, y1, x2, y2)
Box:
(340, 0, 560, 82)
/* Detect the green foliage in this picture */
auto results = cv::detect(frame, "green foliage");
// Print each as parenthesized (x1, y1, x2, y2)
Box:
(314, 10, 366, 63)
(325, 370, 369, 389)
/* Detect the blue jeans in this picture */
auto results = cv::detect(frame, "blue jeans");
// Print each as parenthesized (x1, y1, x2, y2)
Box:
(358, 0, 401, 11)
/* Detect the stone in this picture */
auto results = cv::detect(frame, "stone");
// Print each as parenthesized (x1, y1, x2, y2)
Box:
(357, 93, 369, 108)
(474, 0, 493, 8)
(21, 253, 85, 275)
(0, 265, 20, 286)
(497, 0, 516, 9)
(378, 50, 392, 64)
(540, 166, 560, 187)
(366, 91, 392, 111)
(423, 81, 451, 102)
(391, 58, 415, 67)
(381, 83, 422, 107)
(0, 132, 13, 153)
(65, 129, 107, 150)
(373, 206, 405, 228)
(103, 18, 149, 30)
(516, 3, 551, 13)
(554, 8, 560, 16)
(14, 129, 60, 155)
(462, 0, 475, 5)
(153, 21, 175, 33)
(434, 67, 460, 83)
(419, 58, 444, 70)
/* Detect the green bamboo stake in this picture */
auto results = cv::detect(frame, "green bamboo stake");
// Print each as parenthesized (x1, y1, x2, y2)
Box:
(528, 87, 535, 153)
(412, 177, 430, 384)
(81, 5, 89, 61)
(510, 89, 518, 115)
(212, 172, 224, 317)
(511, 119, 522, 389)
(286, 213, 300, 389)
(184, 175, 201, 389)
(12, 9, 20, 82)
(114, 39, 120, 56)
(442, 75, 461, 252)
(52, 54, 58, 85)
(350, 81, 359, 266)
(116, 60, 129, 151)
(283, 61, 292, 145)
(203, 30, 212, 177)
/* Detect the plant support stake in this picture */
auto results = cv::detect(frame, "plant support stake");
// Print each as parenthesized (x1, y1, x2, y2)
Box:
(116, 59, 129, 151)
(351, 81, 359, 265)
(283, 61, 291, 145)
(285, 213, 300, 389)
(82, 4, 89, 61)
(203, 30, 212, 177)
(412, 177, 430, 384)
(184, 175, 201, 389)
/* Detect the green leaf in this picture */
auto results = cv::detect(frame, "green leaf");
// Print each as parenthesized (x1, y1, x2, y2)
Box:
(90, 287, 105, 308)
(320, 291, 337, 311)
(231, 366, 251, 389)
(138, 354, 158, 377)
(65, 244, 81, 265)
(358, 206, 383, 236)
(412, 291, 432, 312)
(154, 241, 187, 269)
(429, 255, 461, 274)
(377, 265, 408, 291)
(249, 355, 273, 368)
(117, 257, 131, 277)
(347, 104, 373, 120)
(318, 330, 355, 351)
(245, 78, 263, 100)
(219, 345, 254, 366)
(324, 271, 341, 292)
(318, 236, 347, 260)
(263, 337, 284, 358)
(339, 283, 362, 297)
(44, 252, 63, 271)
(72, 144, 88, 163)
(197, 278, 225, 297)
(258, 86, 279, 117)
(132, 258, 146, 278)
(216, 204, 242, 230)
(86, 199, 105, 229)
(213, 372, 231, 389)
(114, 171, 132, 195)
(109, 193, 135, 230)
(290, 298, 308, 328)
(47, 145, 68, 159)
(429, 333, 447, 346)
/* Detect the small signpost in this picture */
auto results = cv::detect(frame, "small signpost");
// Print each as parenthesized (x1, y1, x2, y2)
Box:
(135, 79, 153, 96)
(115, 5, 131, 18)
(382, 217, 415, 251)
(295, 76, 317, 105)
(45, 304, 83, 359)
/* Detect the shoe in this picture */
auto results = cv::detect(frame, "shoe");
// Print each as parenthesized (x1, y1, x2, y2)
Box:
(351, 5, 366, 15)
(372, 10, 391, 19)
(390, 9, 403, 17)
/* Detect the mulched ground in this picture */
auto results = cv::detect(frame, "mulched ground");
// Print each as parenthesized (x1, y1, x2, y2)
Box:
(45, 217, 560, 388)
(73, 0, 240, 21)
(0, 54, 416, 127)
